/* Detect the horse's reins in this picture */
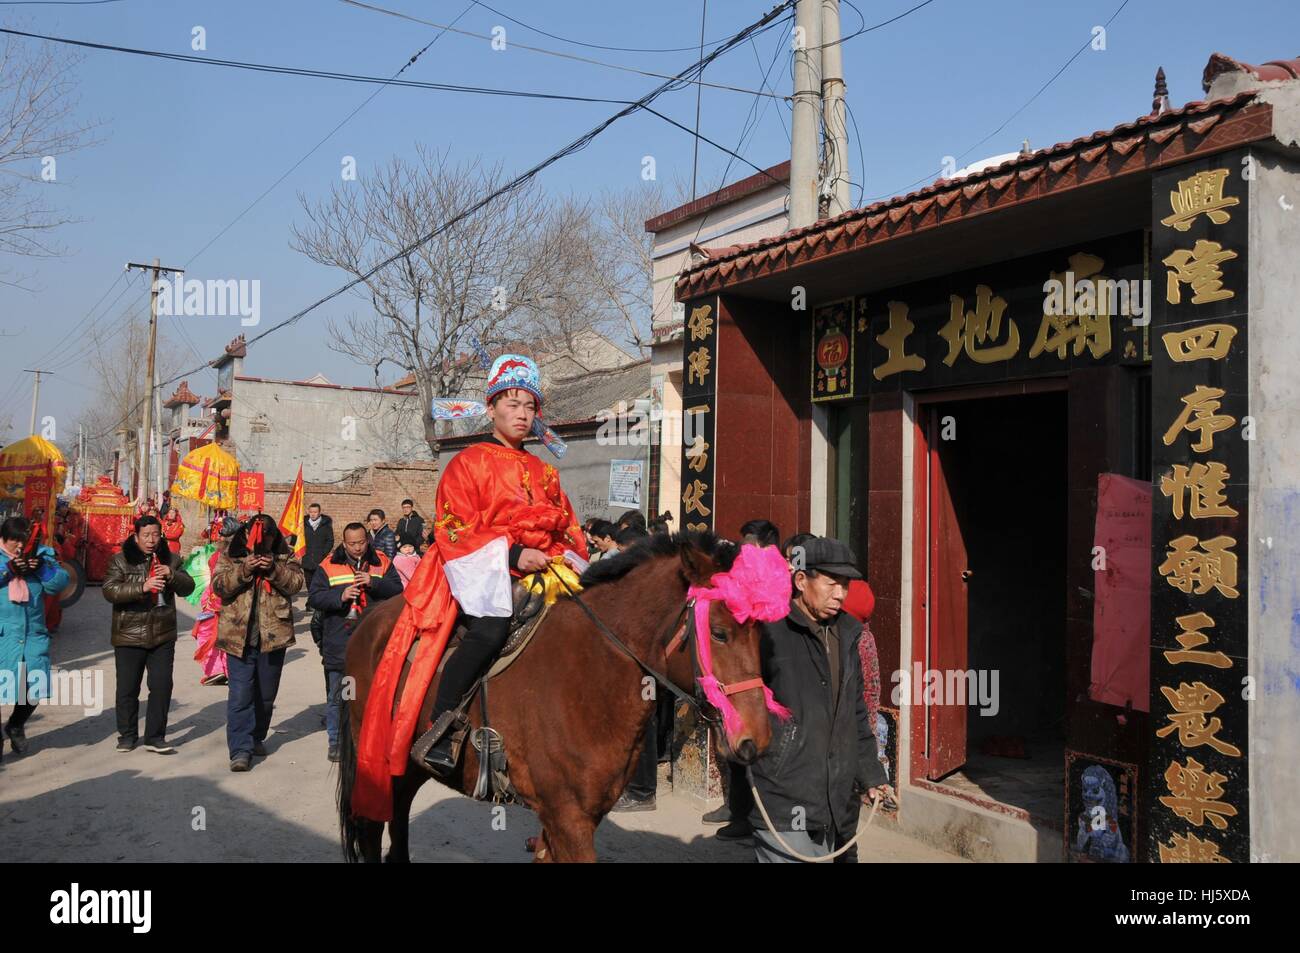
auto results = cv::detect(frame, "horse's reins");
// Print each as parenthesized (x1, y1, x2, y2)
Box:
(748, 777, 885, 862)
(544, 564, 710, 718)
(546, 563, 888, 864)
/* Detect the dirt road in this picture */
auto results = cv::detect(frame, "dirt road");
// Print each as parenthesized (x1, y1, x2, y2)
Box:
(0, 587, 964, 863)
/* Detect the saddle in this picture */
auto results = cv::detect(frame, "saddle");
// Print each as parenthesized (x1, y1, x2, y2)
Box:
(408, 579, 552, 800)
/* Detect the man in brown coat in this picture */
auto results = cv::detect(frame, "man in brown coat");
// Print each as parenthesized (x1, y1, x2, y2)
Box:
(102, 515, 196, 753)
(211, 514, 304, 771)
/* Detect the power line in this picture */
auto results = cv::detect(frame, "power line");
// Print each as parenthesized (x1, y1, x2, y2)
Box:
(867, 0, 1132, 201)
(0, 26, 637, 104)
(18, 271, 125, 376)
(750, 31, 790, 144)
(338, 0, 787, 99)
(468, 0, 791, 54)
(152, 3, 797, 397)
(845, 96, 868, 201)
(183, 1, 478, 270)
(814, 0, 940, 51)
(690, 0, 708, 199)
(689, 25, 791, 249)
(45, 281, 146, 372)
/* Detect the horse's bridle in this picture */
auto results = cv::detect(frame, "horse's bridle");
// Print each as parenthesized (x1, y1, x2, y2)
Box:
(545, 565, 722, 726)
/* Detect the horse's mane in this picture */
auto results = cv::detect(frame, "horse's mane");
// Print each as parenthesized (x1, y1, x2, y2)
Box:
(579, 531, 737, 588)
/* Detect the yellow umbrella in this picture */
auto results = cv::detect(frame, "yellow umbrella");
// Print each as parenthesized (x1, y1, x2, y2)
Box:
(171, 442, 239, 510)
(0, 434, 68, 499)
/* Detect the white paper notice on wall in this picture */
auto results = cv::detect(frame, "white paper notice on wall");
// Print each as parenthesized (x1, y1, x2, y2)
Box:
(608, 459, 643, 508)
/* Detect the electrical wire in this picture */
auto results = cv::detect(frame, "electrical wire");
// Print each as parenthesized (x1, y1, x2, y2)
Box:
(845, 96, 868, 201)
(148, 4, 797, 398)
(0, 26, 637, 104)
(183, 1, 478, 269)
(42, 273, 143, 372)
(867, 0, 1132, 202)
(16, 271, 125, 377)
(688, 24, 790, 249)
(813, 0, 940, 51)
(163, 1, 479, 392)
(468, 0, 791, 55)
(338, 0, 787, 99)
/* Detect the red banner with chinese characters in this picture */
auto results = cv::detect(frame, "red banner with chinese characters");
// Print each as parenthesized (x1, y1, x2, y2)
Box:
(237, 471, 265, 513)
(23, 475, 54, 522)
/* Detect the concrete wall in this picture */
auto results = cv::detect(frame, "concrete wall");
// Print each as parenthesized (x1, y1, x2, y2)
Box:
(229, 378, 430, 484)
(651, 184, 788, 334)
(1247, 144, 1300, 862)
(653, 367, 684, 524)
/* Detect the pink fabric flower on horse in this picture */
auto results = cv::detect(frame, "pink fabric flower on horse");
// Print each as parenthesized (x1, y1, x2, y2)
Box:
(688, 544, 793, 741)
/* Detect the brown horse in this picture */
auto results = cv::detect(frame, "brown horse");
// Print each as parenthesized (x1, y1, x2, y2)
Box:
(336, 532, 773, 863)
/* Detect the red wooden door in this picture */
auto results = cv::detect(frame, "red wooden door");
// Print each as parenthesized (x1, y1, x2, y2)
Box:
(926, 408, 969, 780)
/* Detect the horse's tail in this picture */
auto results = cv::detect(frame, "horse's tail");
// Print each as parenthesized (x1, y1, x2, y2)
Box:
(337, 697, 363, 863)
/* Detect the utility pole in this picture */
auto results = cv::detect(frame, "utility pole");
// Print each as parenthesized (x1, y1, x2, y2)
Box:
(23, 368, 49, 436)
(790, 0, 823, 228)
(153, 362, 165, 499)
(821, 0, 850, 216)
(125, 258, 184, 501)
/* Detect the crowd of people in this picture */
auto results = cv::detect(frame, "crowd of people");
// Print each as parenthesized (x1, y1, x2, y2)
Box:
(2, 484, 889, 862)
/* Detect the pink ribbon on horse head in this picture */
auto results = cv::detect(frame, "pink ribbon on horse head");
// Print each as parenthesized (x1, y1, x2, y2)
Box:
(687, 543, 793, 742)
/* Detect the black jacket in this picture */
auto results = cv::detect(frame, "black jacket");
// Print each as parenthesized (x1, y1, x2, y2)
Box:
(368, 524, 397, 560)
(748, 601, 886, 838)
(396, 513, 425, 550)
(102, 536, 196, 649)
(306, 542, 403, 670)
(302, 514, 334, 575)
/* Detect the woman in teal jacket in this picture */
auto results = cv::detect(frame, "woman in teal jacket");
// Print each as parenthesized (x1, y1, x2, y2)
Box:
(0, 515, 71, 761)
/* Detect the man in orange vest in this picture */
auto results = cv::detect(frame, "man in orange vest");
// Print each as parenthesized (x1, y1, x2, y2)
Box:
(308, 521, 403, 762)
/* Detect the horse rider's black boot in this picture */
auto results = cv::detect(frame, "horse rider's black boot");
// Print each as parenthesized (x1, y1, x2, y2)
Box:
(422, 616, 512, 776)
(423, 730, 457, 776)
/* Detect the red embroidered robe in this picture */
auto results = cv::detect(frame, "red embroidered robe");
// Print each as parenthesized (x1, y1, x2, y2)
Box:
(353, 439, 588, 820)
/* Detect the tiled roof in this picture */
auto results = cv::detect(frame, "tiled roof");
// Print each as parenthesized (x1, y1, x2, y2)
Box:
(543, 359, 651, 427)
(677, 89, 1273, 298)
(1203, 53, 1300, 91)
(163, 380, 201, 407)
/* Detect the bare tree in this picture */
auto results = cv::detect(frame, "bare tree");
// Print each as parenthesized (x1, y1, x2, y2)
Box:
(291, 147, 597, 455)
(585, 185, 666, 356)
(539, 182, 688, 361)
(74, 313, 179, 480)
(0, 31, 97, 284)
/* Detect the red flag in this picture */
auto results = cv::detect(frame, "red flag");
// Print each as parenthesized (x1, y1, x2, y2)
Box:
(277, 465, 306, 559)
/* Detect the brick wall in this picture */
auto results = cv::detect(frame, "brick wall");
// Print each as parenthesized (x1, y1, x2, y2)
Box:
(264, 461, 439, 536)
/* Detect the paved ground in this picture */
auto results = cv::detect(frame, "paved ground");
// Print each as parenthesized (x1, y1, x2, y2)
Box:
(0, 587, 966, 863)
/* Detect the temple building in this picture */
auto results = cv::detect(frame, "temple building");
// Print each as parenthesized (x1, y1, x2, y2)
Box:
(672, 53, 1300, 862)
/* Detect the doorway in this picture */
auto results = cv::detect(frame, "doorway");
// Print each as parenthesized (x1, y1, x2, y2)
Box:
(923, 389, 1067, 825)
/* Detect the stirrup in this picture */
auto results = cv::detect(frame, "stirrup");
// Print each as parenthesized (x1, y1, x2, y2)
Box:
(411, 710, 466, 768)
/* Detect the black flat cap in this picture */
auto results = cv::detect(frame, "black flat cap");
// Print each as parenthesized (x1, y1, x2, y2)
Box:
(797, 537, 862, 580)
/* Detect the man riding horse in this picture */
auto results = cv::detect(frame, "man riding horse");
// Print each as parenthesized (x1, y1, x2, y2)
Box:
(419, 354, 589, 774)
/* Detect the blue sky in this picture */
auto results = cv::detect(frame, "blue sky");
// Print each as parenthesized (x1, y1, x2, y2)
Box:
(2, 0, 1298, 437)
